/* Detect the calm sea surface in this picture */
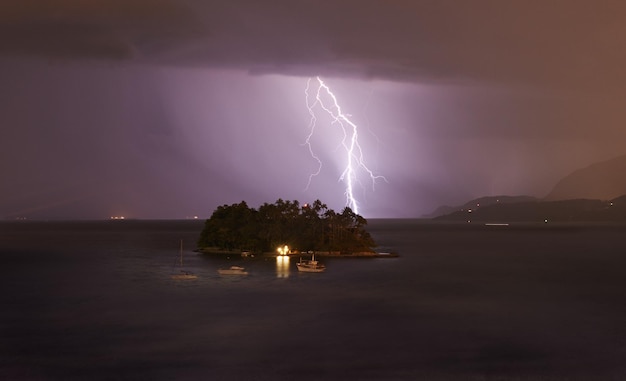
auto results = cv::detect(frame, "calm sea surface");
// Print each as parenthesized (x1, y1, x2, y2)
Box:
(2, 219, 626, 380)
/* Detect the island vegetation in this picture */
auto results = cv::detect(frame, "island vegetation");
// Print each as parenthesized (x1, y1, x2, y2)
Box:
(198, 199, 377, 255)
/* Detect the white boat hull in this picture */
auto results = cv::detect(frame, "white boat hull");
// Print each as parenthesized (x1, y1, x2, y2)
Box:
(171, 272, 198, 280)
(296, 257, 326, 273)
(218, 266, 248, 275)
(296, 263, 325, 273)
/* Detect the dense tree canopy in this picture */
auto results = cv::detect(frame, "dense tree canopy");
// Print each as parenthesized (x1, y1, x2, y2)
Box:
(198, 199, 376, 254)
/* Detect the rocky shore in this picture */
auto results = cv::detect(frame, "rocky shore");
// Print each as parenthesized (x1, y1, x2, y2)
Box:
(197, 248, 399, 258)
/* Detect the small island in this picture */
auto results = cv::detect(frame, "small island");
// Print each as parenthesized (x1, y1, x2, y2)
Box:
(197, 199, 388, 257)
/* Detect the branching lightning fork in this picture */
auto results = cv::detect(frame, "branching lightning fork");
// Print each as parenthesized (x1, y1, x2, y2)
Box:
(303, 77, 386, 215)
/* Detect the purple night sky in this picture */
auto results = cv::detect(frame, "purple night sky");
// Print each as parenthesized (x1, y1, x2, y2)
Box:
(2, 1, 626, 219)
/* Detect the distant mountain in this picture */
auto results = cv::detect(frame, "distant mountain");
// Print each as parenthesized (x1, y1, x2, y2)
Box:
(422, 195, 537, 218)
(426, 154, 626, 221)
(434, 195, 626, 223)
(544, 154, 626, 201)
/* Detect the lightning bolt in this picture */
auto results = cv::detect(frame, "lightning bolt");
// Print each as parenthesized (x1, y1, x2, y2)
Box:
(303, 77, 386, 215)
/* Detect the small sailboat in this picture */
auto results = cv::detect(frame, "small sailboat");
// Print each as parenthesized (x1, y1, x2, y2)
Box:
(170, 240, 198, 280)
(296, 253, 326, 273)
(217, 266, 249, 275)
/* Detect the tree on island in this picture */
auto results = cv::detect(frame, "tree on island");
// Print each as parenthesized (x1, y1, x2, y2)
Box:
(198, 199, 376, 254)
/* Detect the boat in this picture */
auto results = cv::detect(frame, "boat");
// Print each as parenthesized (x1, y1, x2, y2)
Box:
(171, 270, 198, 280)
(170, 240, 198, 280)
(296, 254, 326, 273)
(218, 266, 249, 275)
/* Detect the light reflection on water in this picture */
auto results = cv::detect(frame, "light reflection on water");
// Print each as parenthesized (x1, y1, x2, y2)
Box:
(276, 255, 290, 278)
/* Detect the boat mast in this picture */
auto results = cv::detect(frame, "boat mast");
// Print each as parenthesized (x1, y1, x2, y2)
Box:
(179, 239, 183, 266)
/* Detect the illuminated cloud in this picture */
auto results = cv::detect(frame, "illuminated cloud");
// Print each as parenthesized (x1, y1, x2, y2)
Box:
(3, 1, 626, 219)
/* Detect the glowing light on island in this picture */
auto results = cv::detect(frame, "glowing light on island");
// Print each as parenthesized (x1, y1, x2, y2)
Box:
(277, 245, 290, 256)
(304, 77, 386, 215)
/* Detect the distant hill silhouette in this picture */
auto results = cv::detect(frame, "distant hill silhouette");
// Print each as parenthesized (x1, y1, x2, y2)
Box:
(544, 154, 626, 201)
(427, 154, 626, 222)
(434, 195, 626, 223)
(422, 195, 537, 218)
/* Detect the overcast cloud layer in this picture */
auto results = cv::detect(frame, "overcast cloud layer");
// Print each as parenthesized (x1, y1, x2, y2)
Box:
(3, 1, 626, 90)
(2, 1, 626, 219)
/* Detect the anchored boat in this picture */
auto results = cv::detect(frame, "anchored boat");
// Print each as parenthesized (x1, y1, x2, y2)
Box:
(296, 254, 326, 273)
(218, 266, 249, 275)
(171, 240, 198, 280)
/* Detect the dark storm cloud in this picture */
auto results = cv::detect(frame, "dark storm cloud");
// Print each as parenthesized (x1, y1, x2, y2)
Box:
(0, 0, 203, 61)
(3, 1, 626, 92)
(3, 1, 626, 219)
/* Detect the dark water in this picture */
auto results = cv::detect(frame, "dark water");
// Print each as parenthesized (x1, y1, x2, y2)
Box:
(2, 220, 626, 380)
